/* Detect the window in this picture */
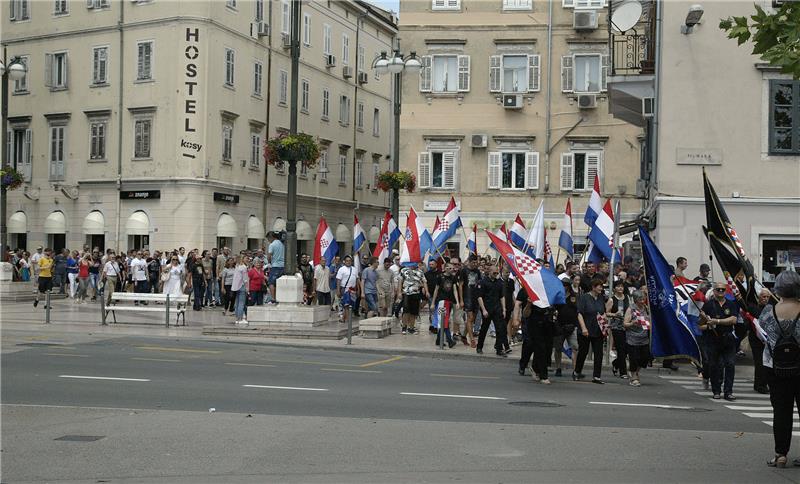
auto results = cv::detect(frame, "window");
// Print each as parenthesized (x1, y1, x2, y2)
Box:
(419, 55, 469, 93)
(250, 132, 261, 168)
(136, 41, 153, 81)
(563, 0, 606, 8)
(45, 52, 69, 89)
(355, 155, 363, 188)
(281, 0, 290, 34)
(87, 0, 110, 8)
(339, 95, 351, 125)
(357, 102, 364, 130)
(769, 80, 800, 155)
(374, 51, 381, 80)
(560, 151, 601, 191)
(7, 127, 32, 181)
(373, 108, 380, 137)
(372, 159, 380, 190)
(342, 34, 350, 66)
(134, 118, 152, 159)
(92, 47, 108, 85)
(255, 0, 263, 21)
(301, 79, 310, 113)
(9, 0, 30, 21)
(358, 45, 365, 73)
(418, 151, 456, 189)
(303, 13, 311, 46)
(487, 152, 539, 190)
(224, 48, 235, 87)
(222, 124, 233, 161)
(561, 54, 608, 93)
(490, 54, 540, 93)
(339, 153, 347, 185)
(431, 0, 460, 10)
(89, 121, 107, 160)
(279, 70, 288, 105)
(300, 160, 308, 177)
(253, 61, 263, 96)
(54, 0, 68, 15)
(12, 56, 28, 93)
(323, 24, 332, 56)
(322, 88, 330, 120)
(226, 0, 236, 9)
(319, 149, 328, 182)
(503, 0, 532, 9)
(49, 125, 66, 180)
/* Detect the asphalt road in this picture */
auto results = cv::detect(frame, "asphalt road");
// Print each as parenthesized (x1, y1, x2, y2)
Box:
(1, 334, 794, 483)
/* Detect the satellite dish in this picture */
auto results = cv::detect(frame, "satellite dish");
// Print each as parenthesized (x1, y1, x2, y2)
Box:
(611, 0, 643, 33)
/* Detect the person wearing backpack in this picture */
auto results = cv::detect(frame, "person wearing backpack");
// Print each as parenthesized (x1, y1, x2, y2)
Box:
(758, 270, 800, 468)
(700, 281, 740, 401)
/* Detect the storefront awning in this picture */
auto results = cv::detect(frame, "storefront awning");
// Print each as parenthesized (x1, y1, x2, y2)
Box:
(335, 223, 351, 242)
(9, 211, 27, 234)
(296, 220, 313, 241)
(217, 213, 238, 238)
(44, 211, 66, 234)
(125, 211, 150, 236)
(82, 211, 105, 235)
(369, 225, 380, 244)
(272, 217, 286, 232)
(247, 215, 265, 240)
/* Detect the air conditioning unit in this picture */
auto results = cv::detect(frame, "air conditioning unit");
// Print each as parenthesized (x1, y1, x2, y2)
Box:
(471, 134, 488, 148)
(342, 66, 354, 79)
(325, 54, 337, 68)
(642, 97, 655, 118)
(257, 22, 270, 37)
(281, 33, 291, 49)
(502, 94, 523, 109)
(357, 72, 368, 84)
(573, 10, 598, 30)
(577, 93, 597, 109)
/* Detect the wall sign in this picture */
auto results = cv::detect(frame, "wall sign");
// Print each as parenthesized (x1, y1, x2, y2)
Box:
(181, 27, 203, 159)
(213, 192, 240, 203)
(676, 148, 722, 165)
(424, 200, 461, 212)
(120, 190, 161, 200)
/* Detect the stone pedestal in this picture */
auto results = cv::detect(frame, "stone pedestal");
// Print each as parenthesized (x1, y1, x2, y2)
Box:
(248, 274, 331, 328)
(0, 262, 13, 282)
(275, 274, 303, 303)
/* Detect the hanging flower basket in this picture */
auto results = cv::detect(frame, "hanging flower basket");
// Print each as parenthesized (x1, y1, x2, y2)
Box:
(377, 170, 416, 193)
(264, 132, 321, 170)
(0, 165, 24, 191)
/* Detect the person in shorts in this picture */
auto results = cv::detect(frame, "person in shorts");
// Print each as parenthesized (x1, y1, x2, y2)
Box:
(399, 262, 429, 335)
(336, 255, 359, 323)
(33, 248, 54, 308)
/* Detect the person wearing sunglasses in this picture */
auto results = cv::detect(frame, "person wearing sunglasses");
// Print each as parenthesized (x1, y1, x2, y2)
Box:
(700, 282, 739, 401)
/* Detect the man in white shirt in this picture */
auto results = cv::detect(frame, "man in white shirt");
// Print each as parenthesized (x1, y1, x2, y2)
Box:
(30, 246, 43, 287)
(336, 255, 359, 324)
(101, 255, 120, 307)
(313, 256, 332, 307)
(131, 251, 149, 301)
(178, 247, 187, 267)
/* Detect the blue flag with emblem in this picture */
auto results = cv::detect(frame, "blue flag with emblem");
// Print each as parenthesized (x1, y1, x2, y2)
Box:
(639, 226, 702, 364)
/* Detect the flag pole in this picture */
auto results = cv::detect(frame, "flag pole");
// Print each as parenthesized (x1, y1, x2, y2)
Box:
(555, 246, 562, 268)
(605, 200, 620, 366)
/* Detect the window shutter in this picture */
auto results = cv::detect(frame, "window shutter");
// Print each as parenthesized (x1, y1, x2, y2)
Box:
(443, 151, 456, 189)
(45, 53, 53, 87)
(5, 130, 11, 167)
(563, 0, 575, 6)
(419, 56, 432, 92)
(487, 152, 501, 189)
(433, 0, 445, 8)
(561, 56, 573, 93)
(525, 152, 539, 189)
(586, 152, 601, 190)
(457, 55, 470, 92)
(601, 54, 609, 92)
(489, 55, 501, 93)
(447, 0, 460, 7)
(560, 153, 574, 191)
(63, 53, 69, 88)
(528, 54, 540, 92)
(418, 152, 431, 189)
(23, 128, 32, 181)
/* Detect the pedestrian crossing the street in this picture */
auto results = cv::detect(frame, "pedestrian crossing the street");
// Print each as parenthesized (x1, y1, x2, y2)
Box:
(658, 375, 798, 436)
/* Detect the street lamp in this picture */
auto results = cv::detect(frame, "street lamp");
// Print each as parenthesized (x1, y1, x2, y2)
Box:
(372, 49, 421, 221)
(1, 52, 28, 268)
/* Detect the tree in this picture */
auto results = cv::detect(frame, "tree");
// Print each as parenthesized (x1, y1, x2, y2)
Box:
(719, 2, 800, 79)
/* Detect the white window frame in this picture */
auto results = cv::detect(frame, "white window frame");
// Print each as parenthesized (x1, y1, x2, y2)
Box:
(136, 41, 153, 81)
(323, 24, 332, 56)
(133, 117, 153, 159)
(45, 51, 69, 90)
(421, 54, 470, 94)
(563, 0, 606, 8)
(9, 0, 31, 21)
(339, 153, 347, 185)
(560, 150, 601, 191)
(342, 34, 350, 66)
(12, 56, 29, 93)
(226, 0, 237, 10)
(431, 0, 460, 11)
(6, 126, 33, 180)
(250, 132, 261, 169)
(356, 102, 364, 131)
(319, 149, 329, 182)
(568, 53, 606, 94)
(322, 88, 330, 120)
(89, 119, 108, 161)
(417, 150, 456, 190)
(224, 48, 235, 87)
(339, 95, 351, 126)
(222, 123, 233, 162)
(54, 0, 68, 15)
(254, 0, 263, 21)
(303, 13, 311, 46)
(92, 46, 109, 85)
(487, 151, 539, 190)
(281, 0, 290, 34)
(358, 45, 365, 73)
(301, 79, 310, 113)
(87, 0, 111, 9)
(502, 0, 532, 11)
(355, 155, 364, 188)
(253, 60, 263, 96)
(49, 124, 66, 181)
(373, 107, 380, 137)
(279, 70, 288, 106)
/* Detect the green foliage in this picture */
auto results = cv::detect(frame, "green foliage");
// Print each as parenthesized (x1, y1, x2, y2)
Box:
(720, 2, 800, 79)
(264, 132, 321, 169)
(376, 171, 416, 193)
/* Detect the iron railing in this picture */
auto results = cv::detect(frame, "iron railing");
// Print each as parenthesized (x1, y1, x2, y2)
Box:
(608, 0, 656, 76)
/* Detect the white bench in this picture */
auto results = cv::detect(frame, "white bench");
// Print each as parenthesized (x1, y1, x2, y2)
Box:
(103, 292, 188, 327)
(360, 317, 393, 339)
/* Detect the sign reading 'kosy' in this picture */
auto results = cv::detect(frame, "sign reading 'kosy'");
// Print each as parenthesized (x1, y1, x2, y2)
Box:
(181, 27, 203, 159)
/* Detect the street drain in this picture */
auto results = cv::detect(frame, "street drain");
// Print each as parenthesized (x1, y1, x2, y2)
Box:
(54, 435, 105, 442)
(508, 401, 564, 408)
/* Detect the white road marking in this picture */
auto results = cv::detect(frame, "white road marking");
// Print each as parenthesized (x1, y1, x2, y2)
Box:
(131, 357, 181, 363)
(224, 362, 277, 368)
(681, 385, 704, 389)
(660, 376, 752, 383)
(59, 375, 150, 382)
(762, 421, 800, 428)
(724, 405, 774, 411)
(589, 401, 694, 410)
(708, 399, 771, 405)
(44, 353, 89, 358)
(694, 391, 769, 399)
(243, 384, 328, 392)
(400, 392, 506, 401)
(744, 412, 799, 420)
(320, 368, 382, 374)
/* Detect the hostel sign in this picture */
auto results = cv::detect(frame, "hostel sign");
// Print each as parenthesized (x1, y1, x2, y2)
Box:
(182, 27, 202, 160)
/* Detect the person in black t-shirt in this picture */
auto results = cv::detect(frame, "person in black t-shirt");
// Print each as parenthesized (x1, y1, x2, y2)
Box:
(553, 276, 581, 377)
(516, 289, 557, 383)
(432, 262, 460, 348)
(458, 255, 482, 347)
(700, 282, 739, 400)
(576, 278, 607, 383)
(476, 267, 506, 356)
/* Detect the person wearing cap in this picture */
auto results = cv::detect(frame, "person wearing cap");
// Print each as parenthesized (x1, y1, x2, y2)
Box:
(30, 246, 44, 288)
(266, 231, 285, 304)
(695, 263, 711, 283)
(700, 281, 739, 400)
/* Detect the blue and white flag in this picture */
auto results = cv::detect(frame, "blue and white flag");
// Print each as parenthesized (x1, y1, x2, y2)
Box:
(525, 201, 545, 259)
(433, 197, 462, 250)
(509, 214, 529, 253)
(583, 174, 602, 227)
(639, 226, 702, 363)
(353, 214, 366, 254)
(558, 198, 574, 259)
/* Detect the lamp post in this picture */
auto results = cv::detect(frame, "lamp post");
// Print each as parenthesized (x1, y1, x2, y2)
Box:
(372, 49, 421, 221)
(0, 50, 28, 266)
(285, 0, 302, 276)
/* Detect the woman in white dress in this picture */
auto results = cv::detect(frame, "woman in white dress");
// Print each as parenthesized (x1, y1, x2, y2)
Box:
(162, 255, 184, 297)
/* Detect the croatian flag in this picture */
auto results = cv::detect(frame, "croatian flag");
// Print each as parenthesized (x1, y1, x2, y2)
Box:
(558, 198, 574, 259)
(372, 211, 401, 262)
(543, 228, 555, 269)
(433, 197, 462, 250)
(431, 216, 444, 252)
(488, 223, 508, 252)
(353, 214, 366, 254)
(584, 174, 602, 228)
(588, 199, 620, 262)
(486, 230, 565, 308)
(313, 217, 339, 267)
(431, 300, 453, 330)
(467, 223, 477, 256)
(526, 201, 545, 259)
(399, 206, 431, 266)
(509, 214, 529, 253)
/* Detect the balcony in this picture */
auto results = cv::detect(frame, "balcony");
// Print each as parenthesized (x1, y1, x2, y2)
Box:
(606, 0, 656, 127)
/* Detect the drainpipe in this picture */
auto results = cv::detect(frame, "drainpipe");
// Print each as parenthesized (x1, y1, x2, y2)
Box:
(114, 1, 125, 251)
(352, 12, 367, 204)
(543, 0, 554, 192)
(262, 0, 274, 243)
(651, 0, 663, 211)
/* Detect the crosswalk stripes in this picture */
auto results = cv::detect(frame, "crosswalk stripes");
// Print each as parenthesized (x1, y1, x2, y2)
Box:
(657, 375, 800, 435)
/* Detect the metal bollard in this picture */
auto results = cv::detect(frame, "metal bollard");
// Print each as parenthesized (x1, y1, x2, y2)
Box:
(45, 290, 51, 324)
(347, 306, 353, 345)
(165, 294, 170, 328)
(100, 293, 107, 325)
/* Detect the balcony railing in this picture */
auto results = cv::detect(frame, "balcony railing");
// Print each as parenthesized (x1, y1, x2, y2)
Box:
(608, 0, 656, 76)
